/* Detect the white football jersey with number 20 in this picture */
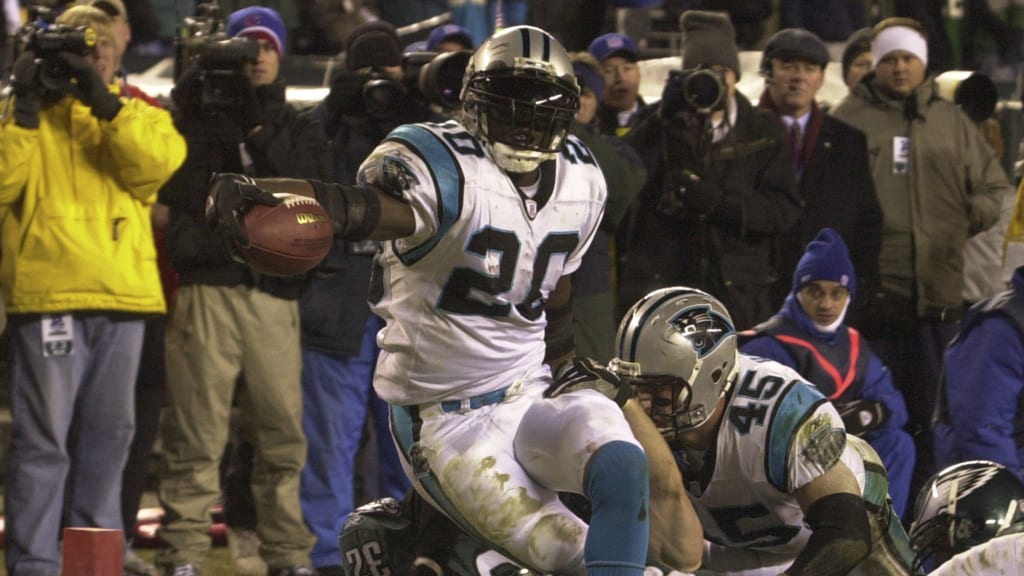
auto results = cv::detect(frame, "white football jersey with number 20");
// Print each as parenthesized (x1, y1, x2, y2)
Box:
(359, 120, 606, 406)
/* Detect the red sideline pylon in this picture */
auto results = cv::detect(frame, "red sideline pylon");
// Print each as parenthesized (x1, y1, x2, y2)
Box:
(61, 527, 123, 576)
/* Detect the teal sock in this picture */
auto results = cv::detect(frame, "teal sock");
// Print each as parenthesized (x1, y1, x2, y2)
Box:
(584, 441, 650, 576)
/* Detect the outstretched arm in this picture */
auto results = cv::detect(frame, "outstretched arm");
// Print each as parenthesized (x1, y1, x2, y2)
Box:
(206, 174, 416, 248)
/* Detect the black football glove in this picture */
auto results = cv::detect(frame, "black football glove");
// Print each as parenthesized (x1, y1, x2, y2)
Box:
(59, 52, 121, 120)
(205, 173, 283, 253)
(835, 399, 889, 437)
(546, 357, 634, 408)
(10, 51, 42, 128)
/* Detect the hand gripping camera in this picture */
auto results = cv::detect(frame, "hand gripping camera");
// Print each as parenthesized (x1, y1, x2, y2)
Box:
(174, 1, 258, 107)
(14, 6, 98, 92)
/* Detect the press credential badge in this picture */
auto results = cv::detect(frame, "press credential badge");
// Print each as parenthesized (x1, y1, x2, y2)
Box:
(893, 136, 910, 175)
(42, 314, 74, 357)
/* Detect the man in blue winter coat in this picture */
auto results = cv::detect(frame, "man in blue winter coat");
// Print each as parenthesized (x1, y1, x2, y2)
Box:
(741, 228, 916, 517)
(935, 264, 1024, 480)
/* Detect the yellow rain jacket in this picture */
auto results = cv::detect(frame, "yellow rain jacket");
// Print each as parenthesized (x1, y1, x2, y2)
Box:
(0, 90, 186, 314)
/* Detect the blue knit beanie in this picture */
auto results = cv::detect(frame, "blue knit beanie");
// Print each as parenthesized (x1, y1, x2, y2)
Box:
(227, 6, 286, 56)
(793, 228, 856, 298)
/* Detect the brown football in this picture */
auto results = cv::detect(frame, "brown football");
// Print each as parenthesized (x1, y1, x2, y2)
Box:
(239, 193, 333, 276)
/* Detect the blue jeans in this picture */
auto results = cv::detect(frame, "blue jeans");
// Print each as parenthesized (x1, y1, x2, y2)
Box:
(5, 315, 142, 576)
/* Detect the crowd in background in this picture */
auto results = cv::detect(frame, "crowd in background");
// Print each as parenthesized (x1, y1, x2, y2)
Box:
(3, 1, 1024, 68)
(3, 0, 1024, 575)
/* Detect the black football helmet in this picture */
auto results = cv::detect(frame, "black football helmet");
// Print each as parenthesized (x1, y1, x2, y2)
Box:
(908, 460, 1024, 572)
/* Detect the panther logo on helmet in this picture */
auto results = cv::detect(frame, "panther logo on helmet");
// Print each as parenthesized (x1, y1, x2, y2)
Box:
(672, 305, 732, 357)
(460, 25, 580, 174)
(611, 287, 739, 447)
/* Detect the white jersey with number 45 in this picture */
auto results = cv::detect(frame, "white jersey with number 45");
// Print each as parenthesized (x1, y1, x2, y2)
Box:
(681, 355, 891, 574)
(358, 120, 606, 406)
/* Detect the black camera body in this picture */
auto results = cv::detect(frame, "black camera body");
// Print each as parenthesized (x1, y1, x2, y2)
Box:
(659, 68, 727, 119)
(174, 1, 258, 108)
(26, 24, 96, 56)
(361, 50, 471, 119)
(14, 6, 98, 92)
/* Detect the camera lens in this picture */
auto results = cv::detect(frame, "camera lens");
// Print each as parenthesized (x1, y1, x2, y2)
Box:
(362, 77, 405, 119)
(683, 70, 725, 114)
(419, 50, 471, 110)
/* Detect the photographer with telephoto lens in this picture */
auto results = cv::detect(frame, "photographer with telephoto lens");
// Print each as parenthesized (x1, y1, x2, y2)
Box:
(154, 5, 332, 576)
(0, 5, 186, 574)
(617, 10, 801, 331)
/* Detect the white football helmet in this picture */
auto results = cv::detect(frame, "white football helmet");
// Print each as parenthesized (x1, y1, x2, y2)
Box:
(460, 25, 579, 173)
(611, 287, 739, 446)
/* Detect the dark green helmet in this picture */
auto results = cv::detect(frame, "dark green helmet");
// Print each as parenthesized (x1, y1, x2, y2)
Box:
(340, 498, 416, 576)
(909, 460, 1024, 572)
(340, 497, 535, 576)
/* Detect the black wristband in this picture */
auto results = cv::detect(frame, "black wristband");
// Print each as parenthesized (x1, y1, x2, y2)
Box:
(310, 180, 382, 241)
(787, 492, 871, 576)
(345, 185, 383, 240)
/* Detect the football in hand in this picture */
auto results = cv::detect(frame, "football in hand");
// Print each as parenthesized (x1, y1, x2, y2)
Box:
(239, 193, 333, 276)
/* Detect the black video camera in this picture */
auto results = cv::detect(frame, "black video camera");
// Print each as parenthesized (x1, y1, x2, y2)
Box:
(174, 1, 258, 108)
(15, 6, 98, 92)
(361, 50, 471, 119)
(659, 67, 726, 119)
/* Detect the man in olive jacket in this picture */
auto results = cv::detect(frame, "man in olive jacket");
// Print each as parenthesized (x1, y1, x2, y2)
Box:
(831, 17, 1007, 504)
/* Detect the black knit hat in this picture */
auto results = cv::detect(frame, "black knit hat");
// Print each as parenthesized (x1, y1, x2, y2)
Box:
(679, 10, 740, 78)
(841, 28, 873, 81)
(761, 28, 829, 76)
(345, 21, 402, 71)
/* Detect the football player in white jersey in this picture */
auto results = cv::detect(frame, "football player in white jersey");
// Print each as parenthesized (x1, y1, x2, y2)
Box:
(908, 460, 1024, 575)
(204, 25, 670, 576)
(607, 287, 916, 575)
